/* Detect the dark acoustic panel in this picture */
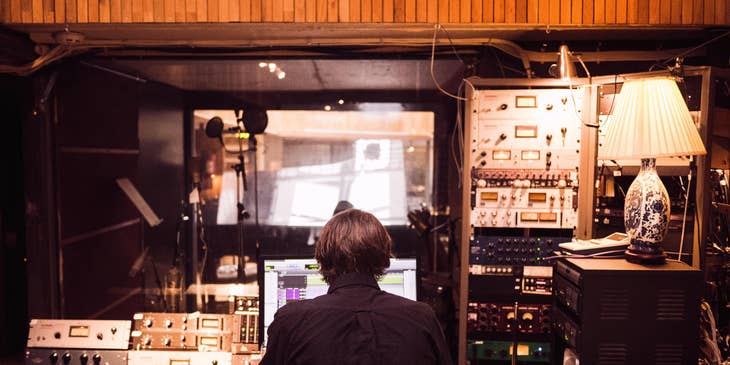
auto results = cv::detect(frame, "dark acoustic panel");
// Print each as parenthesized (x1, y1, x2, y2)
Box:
(61, 222, 142, 319)
(55, 63, 139, 150)
(57, 153, 140, 241)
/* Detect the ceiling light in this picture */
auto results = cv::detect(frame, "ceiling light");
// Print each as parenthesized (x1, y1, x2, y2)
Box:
(258, 62, 267, 68)
(268, 63, 277, 73)
(324, 105, 332, 111)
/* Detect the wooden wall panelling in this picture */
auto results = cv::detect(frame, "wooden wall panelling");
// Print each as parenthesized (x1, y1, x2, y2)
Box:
(218, 0, 229, 22)
(628, 0, 637, 21)
(231, 0, 241, 21)
(505, 0, 514, 22)
(460, 0, 470, 21)
(363, 0, 372, 21)
(494, 0, 504, 22)
(143, 0, 153, 21)
(305, 0, 315, 21)
(515, 0, 526, 23)
(152, 0, 162, 20)
(173, 0, 182, 20)
(89, 0, 99, 21)
(239, 0, 249, 20)
(703, 0, 713, 23)
(692, 0, 702, 23)
(315, 0, 325, 20)
(327, 0, 336, 21)
(32, 0, 42, 21)
(20, 0, 33, 23)
(99, 0, 110, 23)
(660, 0, 670, 22)
(605, 0, 615, 22)
(437, 0, 447, 21)
(637, 0, 648, 22)
(383, 0, 393, 20)
(538, 0, 547, 23)
(405, 0, 415, 21)
(395, 0, 407, 21)
(594, 0, 604, 22)
(416, 0, 426, 21)
(471, 0, 481, 22)
(131, 0, 141, 21)
(426, 0, 435, 21)
(560, 0, 570, 23)
(43, 0, 54, 21)
(549, 0, 559, 23)
(250, 0, 260, 20)
(681, 0, 691, 22)
(351, 0, 361, 22)
(583, 0, 594, 23)
(449, 0, 458, 21)
(616, 0, 626, 22)
(1, 0, 8, 22)
(209, 0, 218, 21)
(339, 0, 348, 21)
(484, 0, 494, 22)
(715, 0, 725, 24)
(294, 0, 305, 21)
(669, 0, 679, 22)
(67, 0, 77, 22)
(194, 0, 204, 19)
(9, 0, 730, 25)
(273, 0, 284, 21)
(572, 0, 582, 23)
(261, 1, 274, 22)
(55, 0, 65, 21)
(10, 0, 19, 22)
(526, 0, 537, 22)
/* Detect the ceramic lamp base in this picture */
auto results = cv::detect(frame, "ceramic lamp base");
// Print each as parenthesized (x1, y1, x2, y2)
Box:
(623, 158, 670, 265)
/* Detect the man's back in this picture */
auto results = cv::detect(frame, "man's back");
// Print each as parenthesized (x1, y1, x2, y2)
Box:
(261, 272, 452, 365)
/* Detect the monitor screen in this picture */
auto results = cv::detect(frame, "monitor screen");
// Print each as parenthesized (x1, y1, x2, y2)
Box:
(260, 257, 418, 346)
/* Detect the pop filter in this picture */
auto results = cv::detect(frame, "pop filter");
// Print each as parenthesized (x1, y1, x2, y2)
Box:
(205, 116, 224, 138)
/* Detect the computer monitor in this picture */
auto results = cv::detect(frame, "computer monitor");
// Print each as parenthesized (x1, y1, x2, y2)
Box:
(259, 257, 418, 347)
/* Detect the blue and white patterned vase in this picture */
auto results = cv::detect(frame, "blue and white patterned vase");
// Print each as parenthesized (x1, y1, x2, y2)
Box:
(624, 158, 669, 264)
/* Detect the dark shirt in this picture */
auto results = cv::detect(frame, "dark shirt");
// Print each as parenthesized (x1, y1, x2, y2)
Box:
(261, 272, 452, 365)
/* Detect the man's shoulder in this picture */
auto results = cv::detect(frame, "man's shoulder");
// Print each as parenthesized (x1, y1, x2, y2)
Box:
(376, 292, 436, 315)
(273, 299, 317, 318)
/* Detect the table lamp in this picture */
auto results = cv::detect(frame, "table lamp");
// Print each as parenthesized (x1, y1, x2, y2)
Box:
(598, 76, 706, 264)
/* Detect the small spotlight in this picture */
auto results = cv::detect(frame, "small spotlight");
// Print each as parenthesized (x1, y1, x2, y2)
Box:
(268, 63, 277, 73)
(338, 99, 344, 105)
(324, 105, 332, 111)
(277, 71, 286, 79)
(258, 62, 267, 68)
(406, 145, 415, 153)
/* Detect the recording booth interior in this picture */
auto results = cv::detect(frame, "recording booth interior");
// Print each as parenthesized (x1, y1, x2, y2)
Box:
(1, 18, 730, 365)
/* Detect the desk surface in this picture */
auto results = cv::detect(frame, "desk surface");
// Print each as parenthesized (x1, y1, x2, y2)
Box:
(563, 257, 699, 272)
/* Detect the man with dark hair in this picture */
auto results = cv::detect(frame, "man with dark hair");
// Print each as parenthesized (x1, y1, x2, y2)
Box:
(261, 209, 452, 365)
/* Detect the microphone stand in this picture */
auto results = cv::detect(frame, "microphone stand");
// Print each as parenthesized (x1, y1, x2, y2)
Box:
(233, 113, 250, 283)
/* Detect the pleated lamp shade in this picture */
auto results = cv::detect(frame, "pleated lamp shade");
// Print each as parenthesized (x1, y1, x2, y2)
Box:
(599, 76, 707, 160)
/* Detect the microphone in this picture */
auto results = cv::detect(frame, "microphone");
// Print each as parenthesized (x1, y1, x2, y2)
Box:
(128, 246, 150, 278)
(204, 116, 243, 139)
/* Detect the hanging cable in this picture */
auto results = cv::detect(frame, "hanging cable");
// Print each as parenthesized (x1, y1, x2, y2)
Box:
(430, 24, 468, 102)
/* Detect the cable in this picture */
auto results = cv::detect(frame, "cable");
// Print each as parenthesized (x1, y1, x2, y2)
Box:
(430, 24, 468, 101)
(651, 30, 730, 71)
(678, 159, 693, 263)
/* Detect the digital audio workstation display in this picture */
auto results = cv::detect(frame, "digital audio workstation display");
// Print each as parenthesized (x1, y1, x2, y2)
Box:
(261, 257, 418, 346)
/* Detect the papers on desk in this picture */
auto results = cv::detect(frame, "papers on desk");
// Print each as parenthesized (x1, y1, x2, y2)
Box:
(558, 232, 629, 255)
